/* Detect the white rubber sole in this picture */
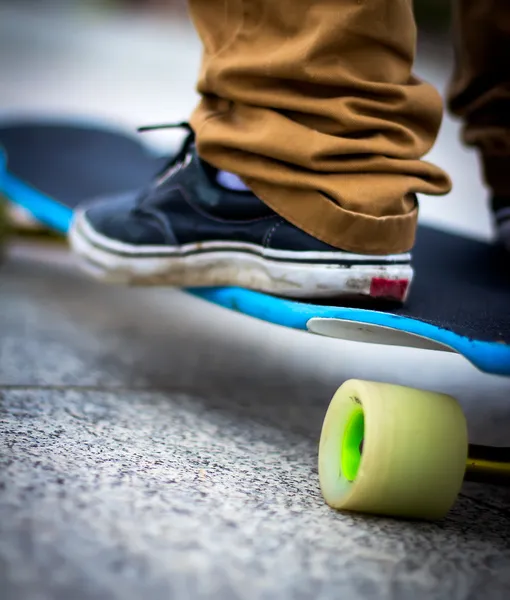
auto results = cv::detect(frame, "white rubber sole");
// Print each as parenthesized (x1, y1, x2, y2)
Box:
(69, 210, 414, 301)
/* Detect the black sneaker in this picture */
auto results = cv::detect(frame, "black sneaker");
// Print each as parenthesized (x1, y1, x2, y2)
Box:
(492, 196, 510, 252)
(70, 127, 413, 301)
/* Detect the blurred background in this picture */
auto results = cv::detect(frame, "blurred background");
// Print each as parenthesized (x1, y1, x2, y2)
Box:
(72, 0, 453, 31)
(0, 0, 450, 28)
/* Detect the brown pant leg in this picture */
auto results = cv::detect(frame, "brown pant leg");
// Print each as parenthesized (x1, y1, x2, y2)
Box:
(188, 0, 451, 254)
(448, 0, 510, 196)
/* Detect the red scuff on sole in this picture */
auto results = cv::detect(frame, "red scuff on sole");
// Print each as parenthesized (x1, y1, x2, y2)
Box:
(370, 277, 409, 302)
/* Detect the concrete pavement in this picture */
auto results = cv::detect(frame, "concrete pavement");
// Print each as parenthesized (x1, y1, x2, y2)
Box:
(1, 244, 510, 600)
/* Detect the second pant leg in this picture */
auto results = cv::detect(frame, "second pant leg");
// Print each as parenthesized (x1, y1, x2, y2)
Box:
(448, 0, 510, 196)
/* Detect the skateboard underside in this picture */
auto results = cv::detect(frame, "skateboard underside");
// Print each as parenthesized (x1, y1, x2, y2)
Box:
(1, 121, 509, 375)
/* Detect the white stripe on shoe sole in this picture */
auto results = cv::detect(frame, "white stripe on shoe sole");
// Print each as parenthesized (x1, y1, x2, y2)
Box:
(69, 210, 413, 301)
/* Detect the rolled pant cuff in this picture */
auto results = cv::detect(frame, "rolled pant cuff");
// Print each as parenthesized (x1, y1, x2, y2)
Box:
(245, 178, 419, 256)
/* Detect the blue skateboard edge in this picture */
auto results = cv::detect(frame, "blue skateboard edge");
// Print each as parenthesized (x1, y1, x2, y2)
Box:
(1, 148, 510, 377)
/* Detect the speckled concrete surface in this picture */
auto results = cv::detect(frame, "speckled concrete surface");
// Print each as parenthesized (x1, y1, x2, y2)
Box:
(1, 244, 510, 600)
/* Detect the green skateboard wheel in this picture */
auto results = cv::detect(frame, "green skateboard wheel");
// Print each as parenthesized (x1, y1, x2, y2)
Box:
(318, 379, 468, 520)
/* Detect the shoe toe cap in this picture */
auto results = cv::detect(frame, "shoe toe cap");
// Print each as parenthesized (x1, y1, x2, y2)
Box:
(81, 191, 167, 245)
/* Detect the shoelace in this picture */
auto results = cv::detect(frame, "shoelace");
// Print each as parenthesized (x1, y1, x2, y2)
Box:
(137, 121, 192, 133)
(137, 122, 195, 186)
(123, 122, 196, 214)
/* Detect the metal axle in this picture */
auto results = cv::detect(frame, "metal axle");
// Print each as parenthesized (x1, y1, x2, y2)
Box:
(465, 445, 510, 485)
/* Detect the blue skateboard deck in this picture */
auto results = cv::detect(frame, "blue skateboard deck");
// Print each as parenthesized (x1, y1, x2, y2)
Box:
(1, 120, 509, 376)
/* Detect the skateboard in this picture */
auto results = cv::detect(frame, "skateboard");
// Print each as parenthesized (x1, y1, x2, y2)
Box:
(0, 119, 170, 234)
(1, 120, 509, 521)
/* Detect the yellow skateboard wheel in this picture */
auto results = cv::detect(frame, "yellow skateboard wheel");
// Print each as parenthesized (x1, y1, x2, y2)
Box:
(318, 379, 468, 520)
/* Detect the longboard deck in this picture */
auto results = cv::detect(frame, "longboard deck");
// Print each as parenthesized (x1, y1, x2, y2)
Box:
(0, 121, 168, 232)
(1, 121, 509, 375)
